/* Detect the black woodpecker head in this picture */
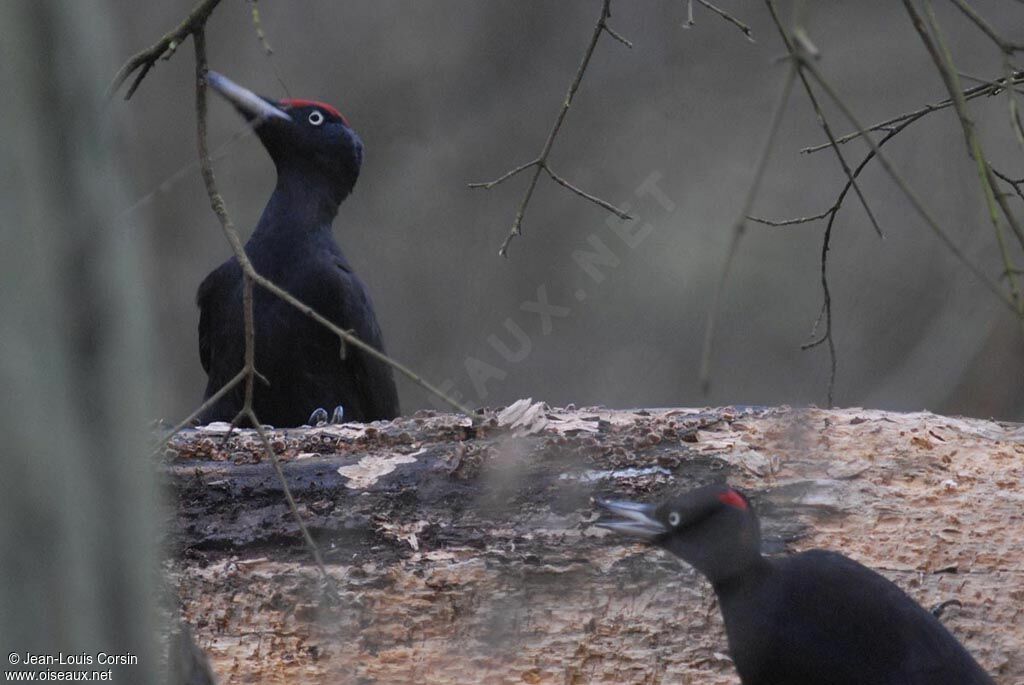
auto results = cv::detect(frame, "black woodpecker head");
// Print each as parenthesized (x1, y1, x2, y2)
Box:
(596, 484, 762, 585)
(206, 71, 363, 206)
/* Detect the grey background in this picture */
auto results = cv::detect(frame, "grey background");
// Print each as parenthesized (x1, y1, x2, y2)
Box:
(111, 1, 1024, 422)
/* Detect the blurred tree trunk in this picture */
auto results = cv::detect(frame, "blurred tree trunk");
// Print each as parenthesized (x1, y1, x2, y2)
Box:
(0, 2, 162, 682)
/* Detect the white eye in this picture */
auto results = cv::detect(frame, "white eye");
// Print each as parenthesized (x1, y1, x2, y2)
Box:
(308, 110, 325, 126)
(668, 512, 681, 527)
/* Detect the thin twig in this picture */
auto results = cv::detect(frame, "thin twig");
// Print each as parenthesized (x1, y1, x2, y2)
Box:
(118, 125, 254, 222)
(760, 119, 919, 233)
(251, 415, 335, 597)
(467, 158, 540, 190)
(792, 96, 921, 410)
(470, 0, 634, 258)
(150, 369, 246, 457)
(956, 70, 1024, 94)
(233, 274, 257, 426)
(804, 213, 837, 407)
(545, 165, 632, 218)
(947, 0, 1024, 54)
(800, 72, 1024, 154)
(993, 166, 1024, 202)
(748, 209, 831, 226)
(603, 23, 634, 48)
(757, 11, 1024, 403)
(248, 0, 291, 97)
(249, 0, 274, 55)
(762, 0, 883, 406)
(694, 0, 755, 42)
(107, 0, 222, 100)
(766, 1, 882, 240)
(699, 64, 797, 394)
(249, 265, 477, 417)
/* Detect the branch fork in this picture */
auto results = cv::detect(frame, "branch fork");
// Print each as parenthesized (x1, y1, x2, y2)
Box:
(470, 0, 634, 257)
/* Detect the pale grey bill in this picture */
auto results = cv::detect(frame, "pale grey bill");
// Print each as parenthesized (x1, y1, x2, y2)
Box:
(205, 71, 292, 123)
(595, 500, 667, 539)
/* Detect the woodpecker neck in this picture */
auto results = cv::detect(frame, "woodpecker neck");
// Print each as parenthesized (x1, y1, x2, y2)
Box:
(706, 549, 770, 591)
(248, 168, 348, 247)
(277, 167, 344, 223)
(663, 509, 765, 587)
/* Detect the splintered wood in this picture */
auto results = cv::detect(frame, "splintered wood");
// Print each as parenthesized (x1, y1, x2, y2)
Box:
(166, 406, 1024, 684)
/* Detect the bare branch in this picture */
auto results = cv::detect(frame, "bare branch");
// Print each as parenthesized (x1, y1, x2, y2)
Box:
(767, 119, 917, 231)
(603, 22, 634, 48)
(544, 165, 633, 219)
(1004, 58, 1024, 154)
(803, 212, 837, 407)
(760, 96, 938, 408)
(107, 0, 222, 100)
(251, 415, 336, 597)
(956, 71, 1024, 93)
(756, 0, 1024, 403)
(470, 0, 633, 258)
(248, 0, 291, 97)
(801, 72, 1024, 154)
(150, 369, 246, 457)
(249, 0, 274, 55)
(118, 125, 254, 222)
(800, 46, 1017, 312)
(747, 209, 832, 227)
(905, 1, 1024, 316)
(693, 0, 755, 42)
(467, 159, 540, 190)
(993, 166, 1024, 203)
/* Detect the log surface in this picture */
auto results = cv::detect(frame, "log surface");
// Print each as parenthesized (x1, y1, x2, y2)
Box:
(166, 404, 1024, 684)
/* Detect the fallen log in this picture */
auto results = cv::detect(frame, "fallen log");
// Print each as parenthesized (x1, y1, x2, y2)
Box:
(165, 403, 1024, 684)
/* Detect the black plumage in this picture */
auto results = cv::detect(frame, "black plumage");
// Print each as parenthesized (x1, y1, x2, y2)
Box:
(196, 72, 398, 427)
(597, 485, 994, 684)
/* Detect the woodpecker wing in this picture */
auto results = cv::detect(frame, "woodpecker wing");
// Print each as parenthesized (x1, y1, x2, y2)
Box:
(733, 550, 995, 685)
(318, 255, 399, 421)
(197, 259, 242, 378)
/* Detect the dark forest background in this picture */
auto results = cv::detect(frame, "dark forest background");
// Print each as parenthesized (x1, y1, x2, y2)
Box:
(112, 1, 1024, 421)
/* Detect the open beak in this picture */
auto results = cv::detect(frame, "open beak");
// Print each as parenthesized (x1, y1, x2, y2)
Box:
(595, 500, 667, 540)
(205, 71, 291, 125)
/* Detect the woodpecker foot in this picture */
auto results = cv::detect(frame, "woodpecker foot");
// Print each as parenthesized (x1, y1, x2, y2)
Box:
(308, 408, 329, 426)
